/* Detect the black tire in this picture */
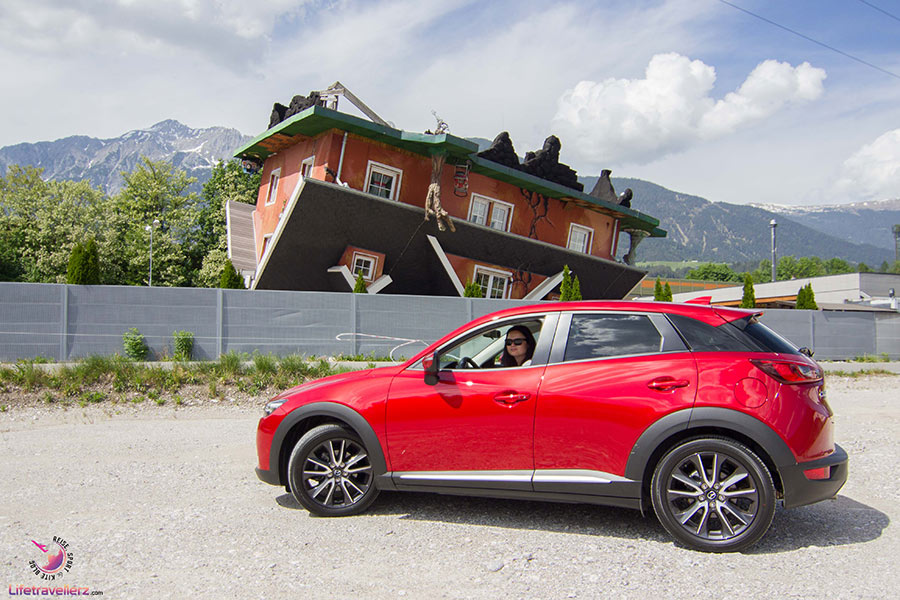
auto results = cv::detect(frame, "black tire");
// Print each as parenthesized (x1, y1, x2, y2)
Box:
(650, 437, 775, 552)
(287, 423, 379, 516)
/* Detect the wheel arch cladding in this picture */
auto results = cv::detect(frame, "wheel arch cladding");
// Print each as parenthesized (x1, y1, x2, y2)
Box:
(625, 406, 794, 490)
(274, 402, 388, 485)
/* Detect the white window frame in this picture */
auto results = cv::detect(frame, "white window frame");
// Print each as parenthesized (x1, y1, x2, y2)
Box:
(365, 160, 403, 201)
(467, 194, 514, 232)
(264, 168, 281, 206)
(300, 155, 315, 178)
(261, 233, 273, 257)
(473, 265, 512, 299)
(468, 196, 490, 226)
(567, 223, 594, 254)
(351, 251, 378, 281)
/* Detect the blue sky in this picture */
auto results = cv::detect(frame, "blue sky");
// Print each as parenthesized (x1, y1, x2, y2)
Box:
(0, 0, 898, 206)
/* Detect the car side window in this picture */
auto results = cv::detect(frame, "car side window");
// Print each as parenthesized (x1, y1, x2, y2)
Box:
(563, 314, 662, 361)
(438, 319, 543, 369)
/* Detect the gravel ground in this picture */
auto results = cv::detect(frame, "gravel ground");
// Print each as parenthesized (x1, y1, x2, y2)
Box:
(1, 375, 897, 599)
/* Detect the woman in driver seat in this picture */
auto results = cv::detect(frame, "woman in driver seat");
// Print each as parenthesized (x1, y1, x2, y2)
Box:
(500, 325, 536, 367)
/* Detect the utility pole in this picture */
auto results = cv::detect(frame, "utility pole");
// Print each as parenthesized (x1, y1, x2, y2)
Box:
(769, 219, 777, 282)
(893, 224, 900, 262)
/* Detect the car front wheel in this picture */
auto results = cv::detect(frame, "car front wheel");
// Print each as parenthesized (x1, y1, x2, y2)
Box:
(287, 423, 379, 516)
(650, 437, 776, 552)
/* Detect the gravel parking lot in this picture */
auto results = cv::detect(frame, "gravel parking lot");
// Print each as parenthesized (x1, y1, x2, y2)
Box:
(1, 375, 897, 599)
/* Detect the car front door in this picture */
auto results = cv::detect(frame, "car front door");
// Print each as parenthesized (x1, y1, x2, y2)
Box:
(533, 311, 697, 495)
(385, 315, 556, 491)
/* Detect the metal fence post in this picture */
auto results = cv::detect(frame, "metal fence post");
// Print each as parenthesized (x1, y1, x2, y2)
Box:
(59, 285, 68, 361)
(810, 311, 816, 354)
(216, 289, 224, 358)
(350, 293, 358, 356)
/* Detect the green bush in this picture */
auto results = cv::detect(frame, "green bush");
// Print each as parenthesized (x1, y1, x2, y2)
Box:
(123, 328, 149, 360)
(173, 330, 194, 361)
(66, 238, 101, 285)
(217, 350, 244, 378)
(463, 280, 484, 298)
(353, 272, 368, 293)
(220, 259, 245, 289)
(252, 352, 277, 375)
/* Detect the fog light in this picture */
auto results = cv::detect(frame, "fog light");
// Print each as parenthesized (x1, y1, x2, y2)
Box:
(804, 466, 831, 480)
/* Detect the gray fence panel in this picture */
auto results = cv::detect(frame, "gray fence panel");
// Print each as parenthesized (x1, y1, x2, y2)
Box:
(0, 283, 62, 360)
(221, 289, 354, 358)
(1, 283, 899, 362)
(66, 285, 219, 360)
(356, 294, 468, 359)
(875, 313, 900, 360)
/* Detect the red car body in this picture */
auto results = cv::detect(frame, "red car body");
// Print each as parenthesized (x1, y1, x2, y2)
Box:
(255, 301, 847, 551)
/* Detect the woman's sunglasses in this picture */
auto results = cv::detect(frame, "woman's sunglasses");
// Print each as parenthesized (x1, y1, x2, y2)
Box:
(505, 338, 526, 346)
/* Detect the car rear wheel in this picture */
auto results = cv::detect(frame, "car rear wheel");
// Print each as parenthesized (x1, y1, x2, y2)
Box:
(651, 437, 775, 552)
(287, 423, 379, 516)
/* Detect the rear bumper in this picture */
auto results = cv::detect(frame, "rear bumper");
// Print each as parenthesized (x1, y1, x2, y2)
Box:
(780, 444, 848, 509)
(255, 466, 281, 486)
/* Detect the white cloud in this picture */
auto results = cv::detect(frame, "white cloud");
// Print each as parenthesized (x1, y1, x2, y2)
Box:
(834, 129, 900, 201)
(552, 53, 826, 166)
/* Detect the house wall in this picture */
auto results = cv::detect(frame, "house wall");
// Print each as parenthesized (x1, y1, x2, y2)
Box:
(252, 129, 620, 296)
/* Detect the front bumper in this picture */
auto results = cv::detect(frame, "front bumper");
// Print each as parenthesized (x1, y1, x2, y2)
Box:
(780, 443, 848, 509)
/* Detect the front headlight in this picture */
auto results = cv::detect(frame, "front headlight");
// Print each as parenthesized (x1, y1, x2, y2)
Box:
(263, 398, 288, 416)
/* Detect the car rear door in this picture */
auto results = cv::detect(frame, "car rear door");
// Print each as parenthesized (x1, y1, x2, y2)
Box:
(533, 311, 697, 494)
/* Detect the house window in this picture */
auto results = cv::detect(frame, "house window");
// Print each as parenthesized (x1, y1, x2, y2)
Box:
(467, 195, 514, 231)
(300, 156, 315, 178)
(567, 224, 593, 253)
(265, 169, 280, 206)
(365, 161, 402, 201)
(352, 252, 377, 281)
(474, 266, 510, 299)
(261, 233, 273, 257)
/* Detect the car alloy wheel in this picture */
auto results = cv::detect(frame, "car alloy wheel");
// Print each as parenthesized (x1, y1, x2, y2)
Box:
(288, 424, 379, 516)
(651, 437, 775, 552)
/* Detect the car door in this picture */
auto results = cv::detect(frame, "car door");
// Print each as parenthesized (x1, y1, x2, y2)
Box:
(385, 314, 557, 491)
(533, 311, 697, 495)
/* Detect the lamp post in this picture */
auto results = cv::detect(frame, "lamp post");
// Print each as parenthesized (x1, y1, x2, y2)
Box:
(769, 219, 777, 282)
(145, 218, 160, 286)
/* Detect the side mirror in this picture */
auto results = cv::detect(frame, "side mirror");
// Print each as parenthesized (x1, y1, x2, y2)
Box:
(423, 352, 439, 386)
(799, 347, 815, 358)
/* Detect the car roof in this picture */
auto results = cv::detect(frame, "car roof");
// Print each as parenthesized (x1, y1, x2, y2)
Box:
(405, 301, 760, 366)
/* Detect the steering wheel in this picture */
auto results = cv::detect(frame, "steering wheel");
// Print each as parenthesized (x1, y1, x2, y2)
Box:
(458, 357, 479, 369)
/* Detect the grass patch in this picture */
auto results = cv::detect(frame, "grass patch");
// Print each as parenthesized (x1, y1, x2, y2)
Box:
(828, 368, 897, 377)
(852, 353, 891, 363)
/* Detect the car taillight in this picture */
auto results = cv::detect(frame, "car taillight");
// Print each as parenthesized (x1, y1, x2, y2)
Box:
(750, 359, 823, 384)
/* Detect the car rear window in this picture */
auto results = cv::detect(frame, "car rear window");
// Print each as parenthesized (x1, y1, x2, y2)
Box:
(564, 314, 662, 361)
(729, 316, 802, 355)
(667, 314, 755, 352)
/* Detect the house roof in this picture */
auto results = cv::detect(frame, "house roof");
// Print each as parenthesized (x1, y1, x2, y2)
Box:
(234, 105, 664, 237)
(253, 178, 646, 299)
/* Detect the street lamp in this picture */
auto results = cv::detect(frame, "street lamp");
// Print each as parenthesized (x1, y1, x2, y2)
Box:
(769, 219, 777, 282)
(145, 218, 160, 286)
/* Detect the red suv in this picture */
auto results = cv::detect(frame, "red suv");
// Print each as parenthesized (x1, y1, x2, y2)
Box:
(255, 301, 847, 552)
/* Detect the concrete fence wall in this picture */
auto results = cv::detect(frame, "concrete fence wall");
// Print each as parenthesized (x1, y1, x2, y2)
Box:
(1, 282, 898, 362)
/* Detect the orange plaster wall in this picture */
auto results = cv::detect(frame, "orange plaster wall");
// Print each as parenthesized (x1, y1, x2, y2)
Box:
(446, 253, 548, 300)
(253, 131, 344, 260)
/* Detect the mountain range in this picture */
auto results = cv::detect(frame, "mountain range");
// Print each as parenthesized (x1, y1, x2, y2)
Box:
(0, 120, 249, 194)
(1, 122, 896, 266)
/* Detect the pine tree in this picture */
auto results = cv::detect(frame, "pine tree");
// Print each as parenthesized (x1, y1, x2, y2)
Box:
(740, 274, 756, 308)
(805, 283, 818, 310)
(570, 275, 582, 301)
(66, 242, 84, 284)
(81, 238, 100, 284)
(353, 271, 368, 293)
(663, 282, 673, 302)
(463, 280, 484, 298)
(219, 259, 245, 289)
(559, 265, 573, 301)
(654, 277, 664, 301)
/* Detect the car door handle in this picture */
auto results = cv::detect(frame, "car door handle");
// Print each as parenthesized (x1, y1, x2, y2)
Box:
(493, 391, 531, 405)
(647, 377, 690, 392)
